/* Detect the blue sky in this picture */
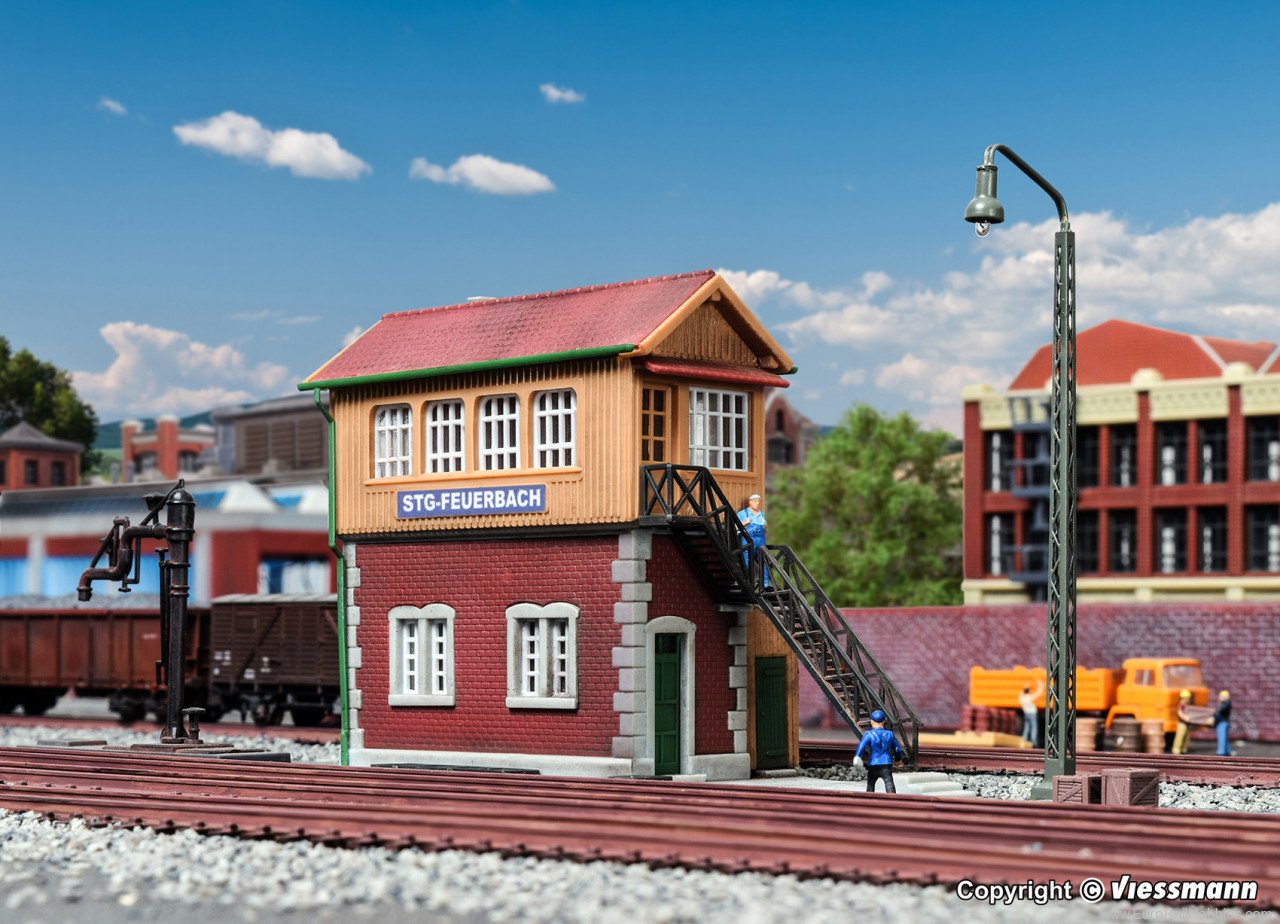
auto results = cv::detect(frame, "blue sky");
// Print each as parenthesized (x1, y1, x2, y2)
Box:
(4, 1, 1280, 434)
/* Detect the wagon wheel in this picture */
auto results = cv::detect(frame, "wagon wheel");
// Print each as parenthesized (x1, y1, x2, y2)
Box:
(252, 701, 284, 726)
(288, 706, 327, 728)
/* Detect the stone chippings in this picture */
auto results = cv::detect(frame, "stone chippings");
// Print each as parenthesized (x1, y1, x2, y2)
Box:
(0, 725, 1274, 924)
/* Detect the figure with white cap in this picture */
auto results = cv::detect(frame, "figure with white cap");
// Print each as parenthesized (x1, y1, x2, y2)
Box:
(737, 492, 768, 586)
(1214, 690, 1232, 756)
(853, 709, 906, 793)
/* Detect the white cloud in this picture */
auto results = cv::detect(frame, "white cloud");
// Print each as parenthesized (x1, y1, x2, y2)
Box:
(98, 97, 127, 116)
(341, 326, 364, 347)
(409, 154, 555, 195)
(173, 111, 371, 180)
(539, 83, 585, 104)
(72, 321, 292, 418)
(724, 202, 1280, 435)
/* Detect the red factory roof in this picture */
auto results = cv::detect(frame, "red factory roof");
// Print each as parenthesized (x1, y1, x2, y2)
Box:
(303, 270, 742, 388)
(1008, 320, 1277, 390)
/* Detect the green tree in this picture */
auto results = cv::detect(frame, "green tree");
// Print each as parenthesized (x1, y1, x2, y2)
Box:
(0, 336, 99, 471)
(770, 403, 962, 607)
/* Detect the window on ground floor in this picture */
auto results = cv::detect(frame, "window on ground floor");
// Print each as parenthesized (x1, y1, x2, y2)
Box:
(506, 602, 578, 709)
(388, 604, 455, 706)
(1246, 506, 1280, 573)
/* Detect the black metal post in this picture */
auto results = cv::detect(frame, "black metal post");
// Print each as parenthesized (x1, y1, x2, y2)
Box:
(161, 485, 196, 742)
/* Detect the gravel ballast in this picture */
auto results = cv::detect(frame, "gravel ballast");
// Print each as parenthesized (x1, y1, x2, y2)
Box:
(0, 724, 1275, 923)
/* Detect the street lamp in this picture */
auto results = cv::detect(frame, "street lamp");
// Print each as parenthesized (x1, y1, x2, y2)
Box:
(965, 144, 1077, 800)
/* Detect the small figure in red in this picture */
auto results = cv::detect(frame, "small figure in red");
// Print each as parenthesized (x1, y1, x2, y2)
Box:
(854, 709, 905, 793)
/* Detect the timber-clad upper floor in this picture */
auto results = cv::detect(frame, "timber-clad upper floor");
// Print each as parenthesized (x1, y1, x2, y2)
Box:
(301, 271, 794, 536)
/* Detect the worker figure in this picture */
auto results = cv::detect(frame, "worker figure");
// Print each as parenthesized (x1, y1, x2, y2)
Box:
(1018, 678, 1045, 747)
(1214, 690, 1232, 757)
(1172, 689, 1194, 755)
(853, 709, 906, 794)
(737, 493, 768, 588)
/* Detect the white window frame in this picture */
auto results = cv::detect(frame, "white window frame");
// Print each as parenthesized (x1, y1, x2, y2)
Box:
(533, 389, 576, 468)
(388, 604, 455, 706)
(479, 395, 521, 471)
(374, 404, 413, 478)
(688, 387, 749, 471)
(505, 602, 578, 709)
(425, 399, 467, 473)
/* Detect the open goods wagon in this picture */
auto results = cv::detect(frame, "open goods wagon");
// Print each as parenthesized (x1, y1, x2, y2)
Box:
(0, 593, 339, 726)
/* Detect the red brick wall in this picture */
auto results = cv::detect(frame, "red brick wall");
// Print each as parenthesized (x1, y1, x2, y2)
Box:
(206, 530, 334, 596)
(800, 603, 1279, 740)
(648, 536, 735, 755)
(354, 537, 622, 756)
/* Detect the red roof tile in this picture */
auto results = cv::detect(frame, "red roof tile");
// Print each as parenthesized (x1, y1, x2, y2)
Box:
(304, 270, 716, 386)
(1009, 320, 1277, 390)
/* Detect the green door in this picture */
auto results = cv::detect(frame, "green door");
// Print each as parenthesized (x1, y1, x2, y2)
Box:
(653, 634, 681, 775)
(755, 657, 789, 770)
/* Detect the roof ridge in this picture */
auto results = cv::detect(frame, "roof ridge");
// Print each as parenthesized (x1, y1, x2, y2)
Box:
(381, 269, 716, 320)
(1190, 334, 1227, 370)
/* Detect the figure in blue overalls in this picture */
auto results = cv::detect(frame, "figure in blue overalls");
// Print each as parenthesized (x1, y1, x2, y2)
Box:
(738, 493, 768, 587)
(854, 709, 906, 793)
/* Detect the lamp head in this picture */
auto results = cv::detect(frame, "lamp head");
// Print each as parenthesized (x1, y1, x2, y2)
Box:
(965, 164, 1005, 236)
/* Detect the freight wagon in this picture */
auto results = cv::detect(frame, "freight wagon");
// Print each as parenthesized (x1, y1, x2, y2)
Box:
(0, 594, 339, 726)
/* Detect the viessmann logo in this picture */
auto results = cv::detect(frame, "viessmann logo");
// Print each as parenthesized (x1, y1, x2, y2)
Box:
(956, 876, 1260, 905)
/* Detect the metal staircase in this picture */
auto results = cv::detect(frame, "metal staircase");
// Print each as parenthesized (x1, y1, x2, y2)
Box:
(640, 464, 920, 766)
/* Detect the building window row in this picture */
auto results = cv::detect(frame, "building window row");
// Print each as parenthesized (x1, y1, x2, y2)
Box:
(986, 416, 1280, 492)
(374, 389, 576, 479)
(388, 602, 579, 709)
(688, 387, 749, 471)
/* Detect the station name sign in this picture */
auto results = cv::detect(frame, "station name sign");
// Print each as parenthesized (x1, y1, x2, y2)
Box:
(396, 485, 548, 519)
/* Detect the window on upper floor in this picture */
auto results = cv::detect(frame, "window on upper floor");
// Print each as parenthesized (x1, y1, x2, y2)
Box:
(424, 399, 466, 474)
(178, 451, 200, 474)
(688, 387, 748, 471)
(1247, 416, 1280, 482)
(506, 602, 578, 709)
(1110, 425, 1137, 488)
(1197, 506, 1227, 573)
(767, 434, 794, 465)
(1246, 506, 1280, 573)
(50, 460, 67, 486)
(373, 404, 413, 478)
(1156, 422, 1187, 486)
(23, 460, 38, 485)
(1154, 507, 1187, 573)
(986, 430, 1013, 492)
(479, 395, 520, 471)
(388, 604, 455, 706)
(640, 387, 669, 464)
(533, 389, 576, 468)
(1197, 420, 1227, 484)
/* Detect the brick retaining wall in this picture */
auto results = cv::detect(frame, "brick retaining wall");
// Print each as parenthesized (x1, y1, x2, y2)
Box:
(798, 603, 1279, 740)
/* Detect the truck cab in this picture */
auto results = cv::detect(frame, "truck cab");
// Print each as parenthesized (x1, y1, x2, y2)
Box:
(1105, 658, 1208, 733)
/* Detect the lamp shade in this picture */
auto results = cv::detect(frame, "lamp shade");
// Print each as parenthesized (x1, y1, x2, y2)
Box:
(964, 164, 1005, 225)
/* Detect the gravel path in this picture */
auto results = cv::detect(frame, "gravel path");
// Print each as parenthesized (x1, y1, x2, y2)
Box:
(0, 724, 1275, 923)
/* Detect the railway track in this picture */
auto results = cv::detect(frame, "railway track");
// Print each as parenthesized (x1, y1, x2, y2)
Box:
(0, 712, 340, 744)
(800, 741, 1280, 787)
(0, 747, 1275, 909)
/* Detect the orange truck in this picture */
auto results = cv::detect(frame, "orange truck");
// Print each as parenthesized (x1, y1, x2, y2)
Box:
(970, 658, 1209, 733)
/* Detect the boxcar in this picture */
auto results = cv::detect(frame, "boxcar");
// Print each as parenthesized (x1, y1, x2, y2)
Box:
(208, 593, 340, 726)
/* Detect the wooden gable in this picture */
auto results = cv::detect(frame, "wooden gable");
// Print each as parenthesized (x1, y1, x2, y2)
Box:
(634, 278, 792, 374)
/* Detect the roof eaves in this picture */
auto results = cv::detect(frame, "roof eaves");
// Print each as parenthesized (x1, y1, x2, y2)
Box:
(298, 343, 637, 391)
